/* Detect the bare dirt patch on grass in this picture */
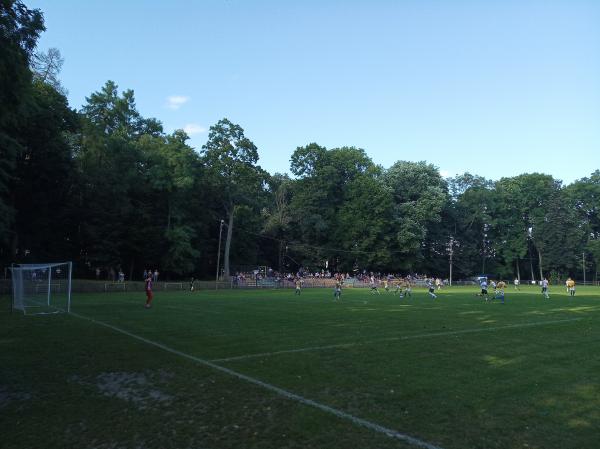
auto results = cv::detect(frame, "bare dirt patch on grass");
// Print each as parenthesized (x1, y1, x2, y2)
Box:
(70, 370, 174, 410)
(0, 384, 31, 409)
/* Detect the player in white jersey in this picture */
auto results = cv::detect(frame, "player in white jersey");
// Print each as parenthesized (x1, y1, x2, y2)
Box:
(369, 276, 380, 295)
(541, 278, 550, 299)
(426, 278, 437, 299)
(333, 280, 342, 301)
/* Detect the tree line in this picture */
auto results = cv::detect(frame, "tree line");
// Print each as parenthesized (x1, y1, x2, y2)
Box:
(2, 1, 600, 282)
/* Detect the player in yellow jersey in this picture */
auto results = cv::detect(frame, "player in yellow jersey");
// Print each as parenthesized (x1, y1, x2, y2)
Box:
(495, 280, 506, 304)
(295, 278, 302, 295)
(393, 278, 403, 296)
(566, 278, 575, 297)
(383, 278, 389, 293)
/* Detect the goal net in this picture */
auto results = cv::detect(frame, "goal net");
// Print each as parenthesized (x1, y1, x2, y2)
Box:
(10, 262, 72, 315)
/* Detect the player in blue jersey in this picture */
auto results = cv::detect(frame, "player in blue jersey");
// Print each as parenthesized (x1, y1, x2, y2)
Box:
(477, 278, 490, 301)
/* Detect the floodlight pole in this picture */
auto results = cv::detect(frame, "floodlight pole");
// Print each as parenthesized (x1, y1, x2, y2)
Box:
(47, 266, 52, 306)
(216, 219, 224, 290)
(67, 261, 72, 313)
(449, 237, 454, 286)
(10, 263, 14, 314)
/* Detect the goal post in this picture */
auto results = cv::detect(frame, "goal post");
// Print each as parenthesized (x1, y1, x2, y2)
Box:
(10, 262, 72, 315)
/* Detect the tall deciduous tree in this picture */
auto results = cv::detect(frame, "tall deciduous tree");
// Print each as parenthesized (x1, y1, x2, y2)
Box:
(448, 174, 495, 277)
(12, 80, 78, 262)
(0, 0, 44, 256)
(383, 161, 447, 270)
(77, 81, 165, 277)
(564, 171, 600, 278)
(142, 130, 200, 275)
(31, 47, 65, 93)
(336, 169, 395, 271)
(289, 144, 379, 270)
(262, 173, 293, 272)
(201, 119, 265, 278)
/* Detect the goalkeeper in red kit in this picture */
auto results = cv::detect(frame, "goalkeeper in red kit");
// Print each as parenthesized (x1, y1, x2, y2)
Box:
(144, 273, 154, 308)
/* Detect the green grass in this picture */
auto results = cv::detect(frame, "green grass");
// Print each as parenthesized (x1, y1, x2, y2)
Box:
(2, 285, 600, 449)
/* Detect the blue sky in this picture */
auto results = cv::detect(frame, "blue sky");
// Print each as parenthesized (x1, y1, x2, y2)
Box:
(30, 0, 600, 185)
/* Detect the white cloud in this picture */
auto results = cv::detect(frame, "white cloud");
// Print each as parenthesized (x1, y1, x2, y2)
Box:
(166, 95, 190, 110)
(440, 170, 450, 178)
(183, 123, 206, 135)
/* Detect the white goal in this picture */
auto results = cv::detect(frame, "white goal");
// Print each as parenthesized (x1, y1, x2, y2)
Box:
(10, 262, 72, 315)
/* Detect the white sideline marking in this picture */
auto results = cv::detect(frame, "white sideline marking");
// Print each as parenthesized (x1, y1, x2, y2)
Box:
(69, 311, 444, 449)
(212, 318, 583, 362)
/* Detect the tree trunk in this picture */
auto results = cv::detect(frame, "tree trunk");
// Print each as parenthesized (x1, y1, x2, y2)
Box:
(529, 253, 535, 282)
(223, 207, 234, 279)
(538, 248, 543, 281)
(516, 258, 520, 282)
(278, 240, 284, 273)
(167, 199, 172, 231)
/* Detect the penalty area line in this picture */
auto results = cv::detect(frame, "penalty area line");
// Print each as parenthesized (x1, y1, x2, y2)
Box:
(212, 317, 583, 363)
(68, 311, 445, 449)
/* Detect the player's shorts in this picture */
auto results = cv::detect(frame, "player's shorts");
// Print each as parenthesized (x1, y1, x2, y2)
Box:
(481, 289, 488, 295)
(146, 289, 153, 300)
(428, 287, 434, 293)
(542, 287, 547, 293)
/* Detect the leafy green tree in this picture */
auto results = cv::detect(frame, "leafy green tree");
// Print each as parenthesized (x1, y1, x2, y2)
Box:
(141, 130, 201, 275)
(0, 0, 44, 254)
(82, 80, 161, 138)
(201, 118, 266, 278)
(383, 161, 447, 271)
(587, 239, 600, 281)
(31, 47, 65, 93)
(77, 82, 166, 277)
(564, 171, 600, 278)
(262, 173, 293, 272)
(289, 144, 379, 271)
(533, 191, 586, 277)
(494, 178, 530, 280)
(493, 174, 564, 279)
(446, 174, 495, 277)
(12, 80, 79, 262)
(566, 170, 600, 240)
(335, 169, 395, 271)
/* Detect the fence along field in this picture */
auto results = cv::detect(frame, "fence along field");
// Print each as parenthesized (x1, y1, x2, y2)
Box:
(1, 284, 600, 449)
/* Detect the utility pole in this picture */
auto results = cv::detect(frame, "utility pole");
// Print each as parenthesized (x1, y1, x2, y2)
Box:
(216, 219, 224, 289)
(449, 236, 454, 286)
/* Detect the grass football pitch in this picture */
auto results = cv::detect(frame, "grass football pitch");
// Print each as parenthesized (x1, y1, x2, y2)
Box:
(1, 285, 599, 449)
